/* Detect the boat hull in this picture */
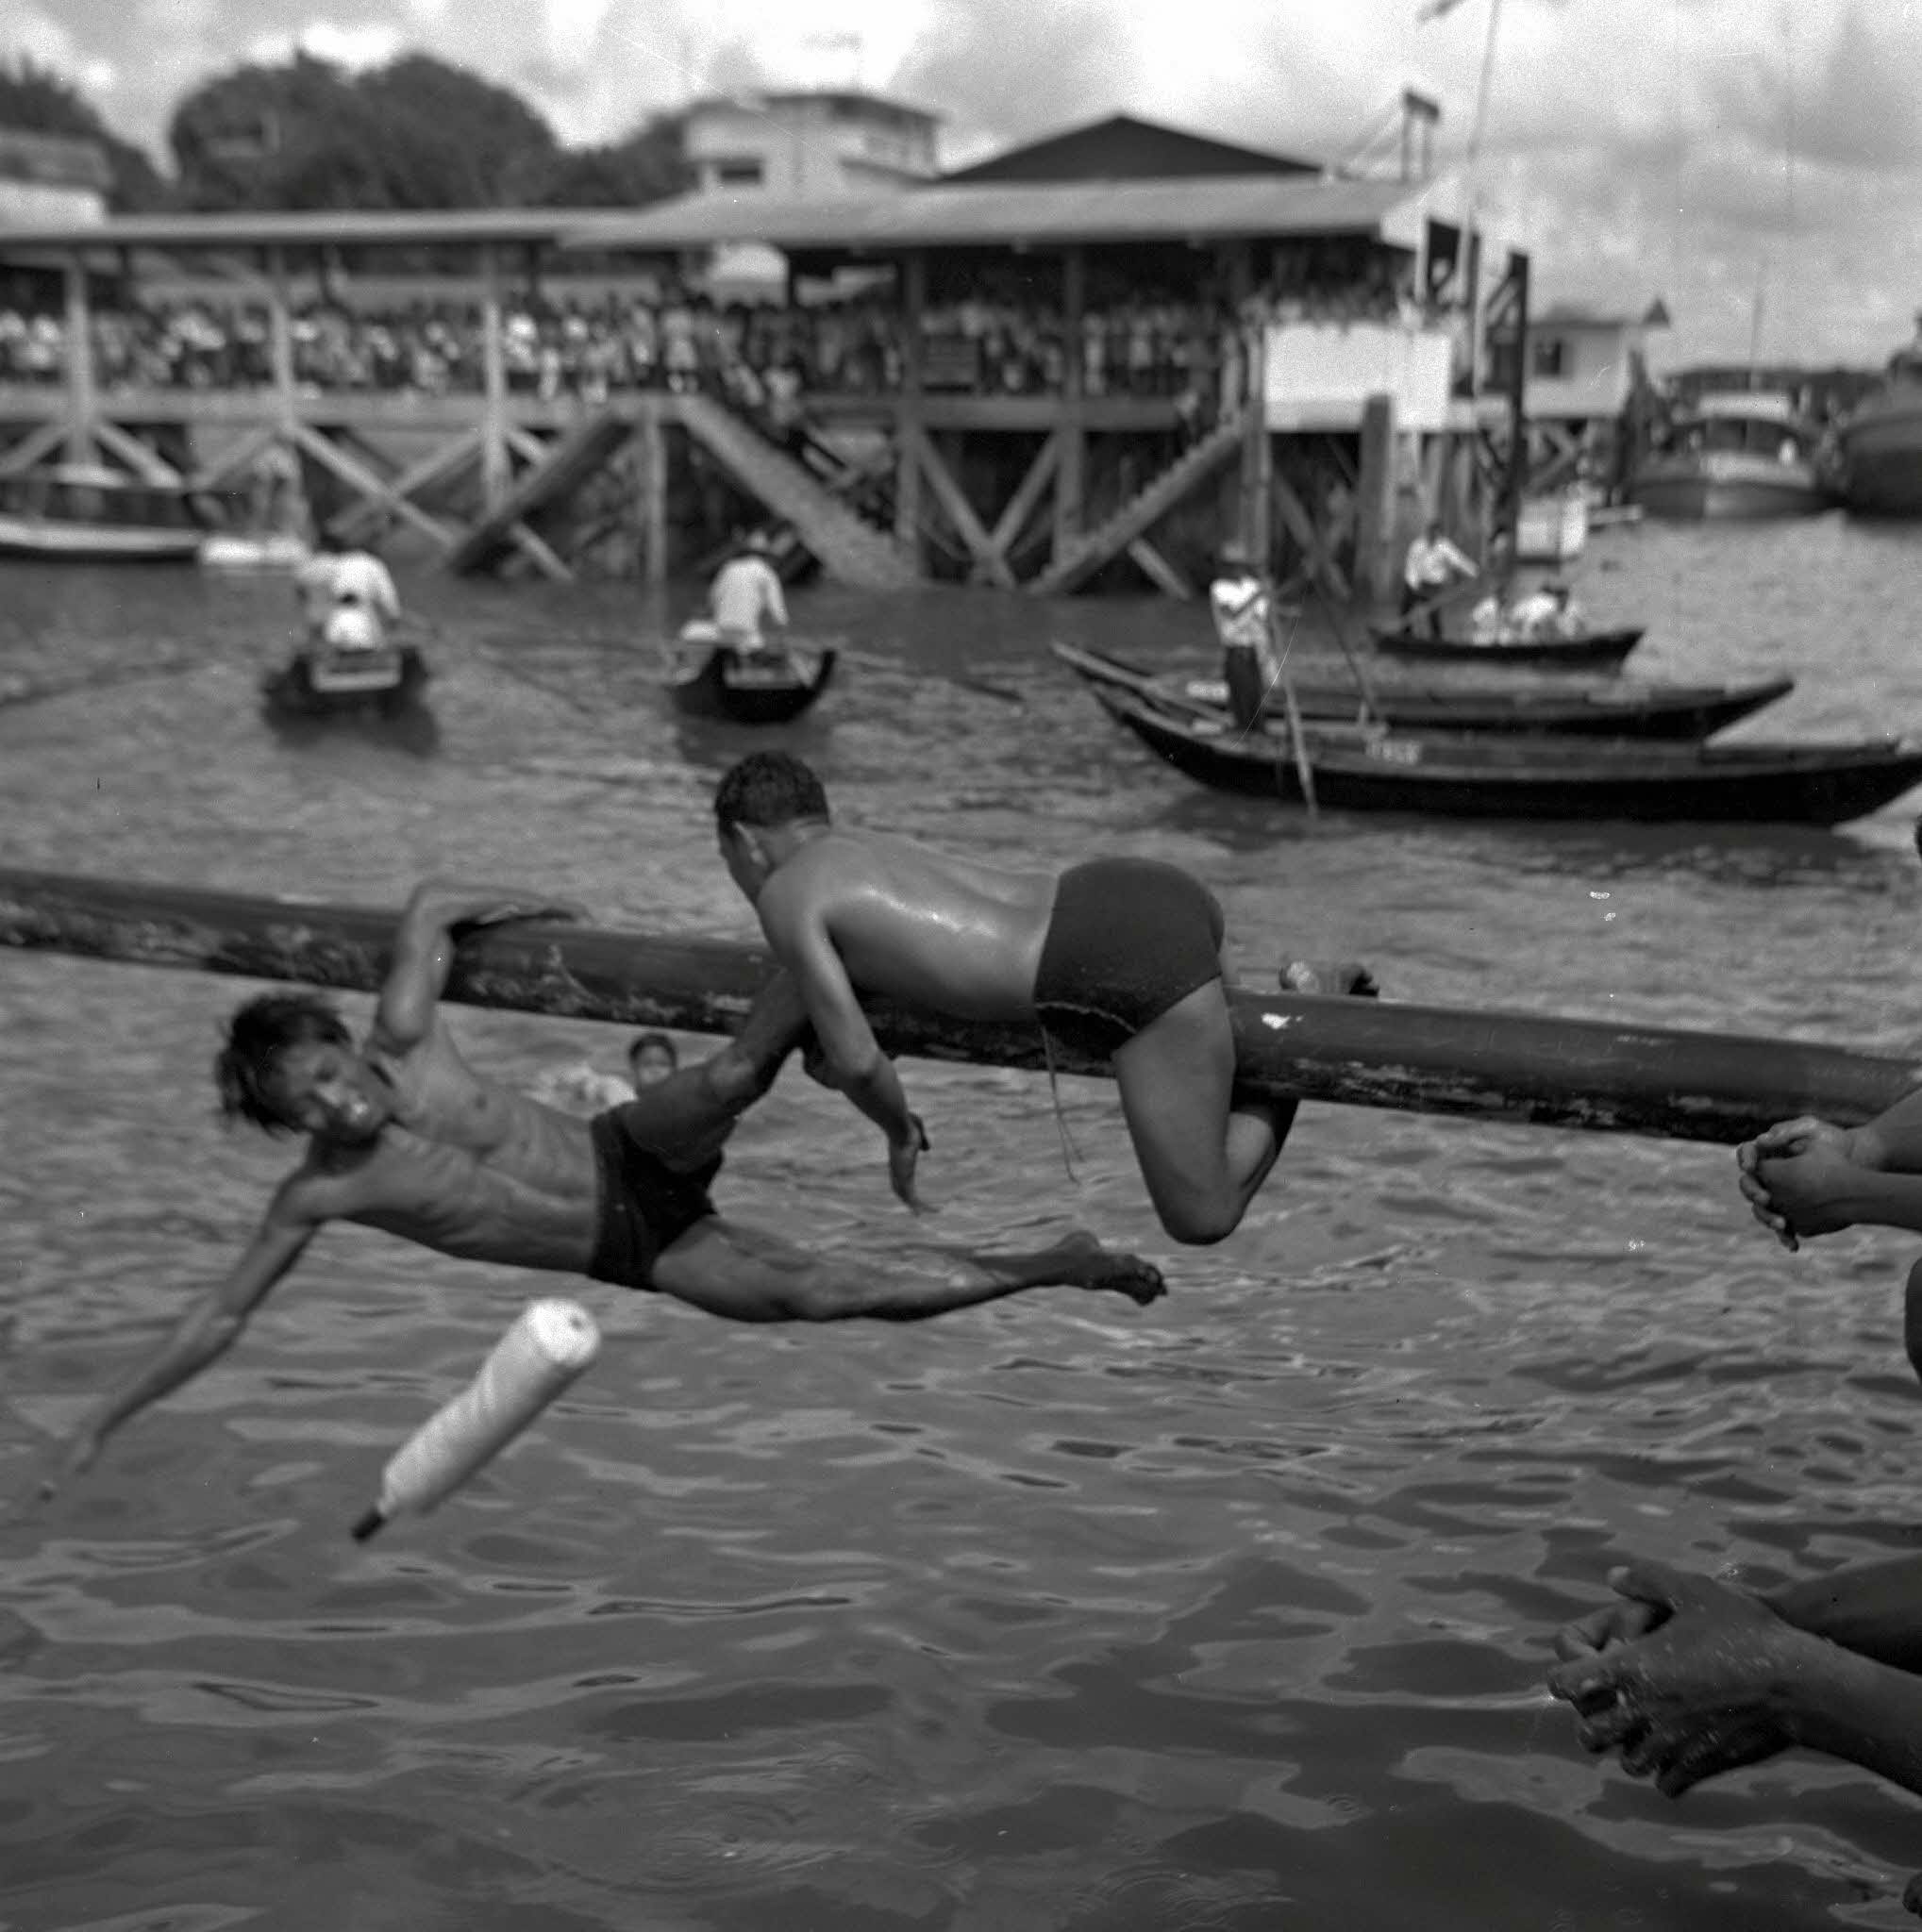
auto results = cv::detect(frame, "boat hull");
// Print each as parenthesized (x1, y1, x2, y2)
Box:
(667, 644, 837, 724)
(1048, 641, 1791, 742)
(1368, 625, 1644, 671)
(1090, 689, 1922, 826)
(1630, 454, 1830, 522)
(260, 646, 431, 718)
(0, 514, 206, 563)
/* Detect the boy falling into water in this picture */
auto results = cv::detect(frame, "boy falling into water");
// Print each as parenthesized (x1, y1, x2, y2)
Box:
(35, 877, 1163, 1494)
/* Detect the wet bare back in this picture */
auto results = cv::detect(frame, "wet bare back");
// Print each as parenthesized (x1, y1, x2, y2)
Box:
(760, 829, 1060, 1021)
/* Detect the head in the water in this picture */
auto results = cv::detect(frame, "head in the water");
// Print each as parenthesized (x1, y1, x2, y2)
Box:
(713, 749, 830, 902)
(215, 991, 391, 1142)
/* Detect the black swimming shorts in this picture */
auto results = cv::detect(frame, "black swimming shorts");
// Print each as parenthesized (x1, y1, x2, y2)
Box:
(585, 1105, 721, 1290)
(1033, 857, 1226, 1060)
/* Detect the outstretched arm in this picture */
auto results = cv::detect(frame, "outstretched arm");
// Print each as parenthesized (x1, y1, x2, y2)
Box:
(756, 881, 926, 1211)
(375, 878, 585, 1052)
(42, 1181, 322, 1497)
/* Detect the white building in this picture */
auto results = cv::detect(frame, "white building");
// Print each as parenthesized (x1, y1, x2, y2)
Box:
(0, 128, 109, 226)
(682, 91, 941, 199)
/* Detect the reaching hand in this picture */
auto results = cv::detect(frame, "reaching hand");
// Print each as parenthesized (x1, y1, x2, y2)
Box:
(889, 1115, 933, 1214)
(1546, 1559, 1807, 1797)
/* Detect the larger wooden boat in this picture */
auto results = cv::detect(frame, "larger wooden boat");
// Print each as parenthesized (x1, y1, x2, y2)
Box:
(665, 625, 837, 725)
(1837, 335, 1922, 517)
(0, 466, 210, 563)
(1630, 392, 1832, 521)
(1049, 641, 1792, 742)
(1083, 685, 1922, 826)
(1368, 624, 1644, 671)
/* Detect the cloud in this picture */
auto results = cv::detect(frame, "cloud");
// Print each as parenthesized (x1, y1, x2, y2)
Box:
(245, 20, 409, 71)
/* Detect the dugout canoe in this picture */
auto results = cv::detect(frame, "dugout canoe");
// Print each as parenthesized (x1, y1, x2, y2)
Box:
(0, 867, 1919, 1146)
(1086, 686, 1922, 826)
(1368, 625, 1645, 671)
(1049, 641, 1793, 742)
(665, 628, 837, 725)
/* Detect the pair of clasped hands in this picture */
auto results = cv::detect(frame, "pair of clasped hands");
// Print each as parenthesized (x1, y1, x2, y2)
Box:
(1540, 1112, 1880, 1803)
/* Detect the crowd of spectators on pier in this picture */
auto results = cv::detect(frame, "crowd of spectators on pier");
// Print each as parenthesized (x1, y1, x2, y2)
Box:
(0, 246, 1431, 413)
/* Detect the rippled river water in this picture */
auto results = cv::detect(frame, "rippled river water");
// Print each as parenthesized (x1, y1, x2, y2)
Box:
(5, 514, 1922, 1929)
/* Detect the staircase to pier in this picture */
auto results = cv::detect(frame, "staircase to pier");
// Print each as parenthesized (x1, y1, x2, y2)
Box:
(1027, 412, 1248, 597)
(675, 393, 923, 591)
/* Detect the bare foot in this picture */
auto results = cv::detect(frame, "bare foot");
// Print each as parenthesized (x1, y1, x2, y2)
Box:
(1053, 1230, 1166, 1306)
(1281, 958, 1379, 998)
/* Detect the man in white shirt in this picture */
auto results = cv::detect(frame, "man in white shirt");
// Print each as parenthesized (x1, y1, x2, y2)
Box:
(296, 534, 402, 655)
(1208, 539, 1281, 731)
(707, 532, 789, 657)
(1401, 517, 1477, 639)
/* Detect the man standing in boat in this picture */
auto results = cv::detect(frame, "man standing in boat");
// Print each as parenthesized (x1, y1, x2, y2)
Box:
(706, 531, 789, 661)
(34, 879, 1162, 1497)
(1208, 538, 1285, 733)
(296, 527, 403, 659)
(1401, 515, 1477, 640)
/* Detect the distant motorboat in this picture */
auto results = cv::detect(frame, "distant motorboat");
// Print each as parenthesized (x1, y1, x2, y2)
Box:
(0, 465, 209, 563)
(1630, 392, 1832, 521)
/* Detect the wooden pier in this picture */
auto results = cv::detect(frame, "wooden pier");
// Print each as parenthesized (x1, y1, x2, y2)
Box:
(0, 182, 1525, 596)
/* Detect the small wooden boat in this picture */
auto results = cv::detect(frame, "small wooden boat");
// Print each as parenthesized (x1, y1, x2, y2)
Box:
(666, 621, 836, 725)
(260, 644, 430, 719)
(1083, 685, 1922, 826)
(1049, 641, 1792, 742)
(0, 466, 209, 563)
(1369, 624, 1645, 671)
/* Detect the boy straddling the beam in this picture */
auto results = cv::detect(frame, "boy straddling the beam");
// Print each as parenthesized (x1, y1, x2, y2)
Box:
(711, 751, 1374, 1245)
(37, 879, 1162, 1496)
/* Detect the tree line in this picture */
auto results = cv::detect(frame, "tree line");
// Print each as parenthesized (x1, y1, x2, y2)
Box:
(0, 52, 689, 214)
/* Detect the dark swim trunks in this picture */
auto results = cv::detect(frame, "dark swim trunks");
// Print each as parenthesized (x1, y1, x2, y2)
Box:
(1033, 858, 1226, 1060)
(585, 1104, 721, 1290)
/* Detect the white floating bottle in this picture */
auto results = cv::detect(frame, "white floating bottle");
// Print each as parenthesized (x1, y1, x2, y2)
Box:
(352, 1298, 601, 1541)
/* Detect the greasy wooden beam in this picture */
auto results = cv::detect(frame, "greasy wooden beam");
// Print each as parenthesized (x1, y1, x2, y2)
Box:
(0, 869, 1916, 1146)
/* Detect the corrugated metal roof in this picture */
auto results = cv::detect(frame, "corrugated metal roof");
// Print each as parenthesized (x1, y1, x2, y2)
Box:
(563, 174, 1434, 254)
(0, 207, 619, 256)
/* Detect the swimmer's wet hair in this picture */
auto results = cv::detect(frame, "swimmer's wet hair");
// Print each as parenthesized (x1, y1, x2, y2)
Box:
(627, 1029, 677, 1068)
(215, 991, 352, 1135)
(713, 751, 829, 835)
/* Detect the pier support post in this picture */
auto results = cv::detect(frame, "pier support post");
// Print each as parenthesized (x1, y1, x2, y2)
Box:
(61, 256, 97, 468)
(479, 243, 510, 509)
(1054, 246, 1086, 562)
(1355, 391, 1399, 607)
(895, 251, 926, 564)
(638, 400, 667, 586)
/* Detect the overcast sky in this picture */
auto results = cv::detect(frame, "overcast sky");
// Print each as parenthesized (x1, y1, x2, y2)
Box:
(13, 0, 1921, 366)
